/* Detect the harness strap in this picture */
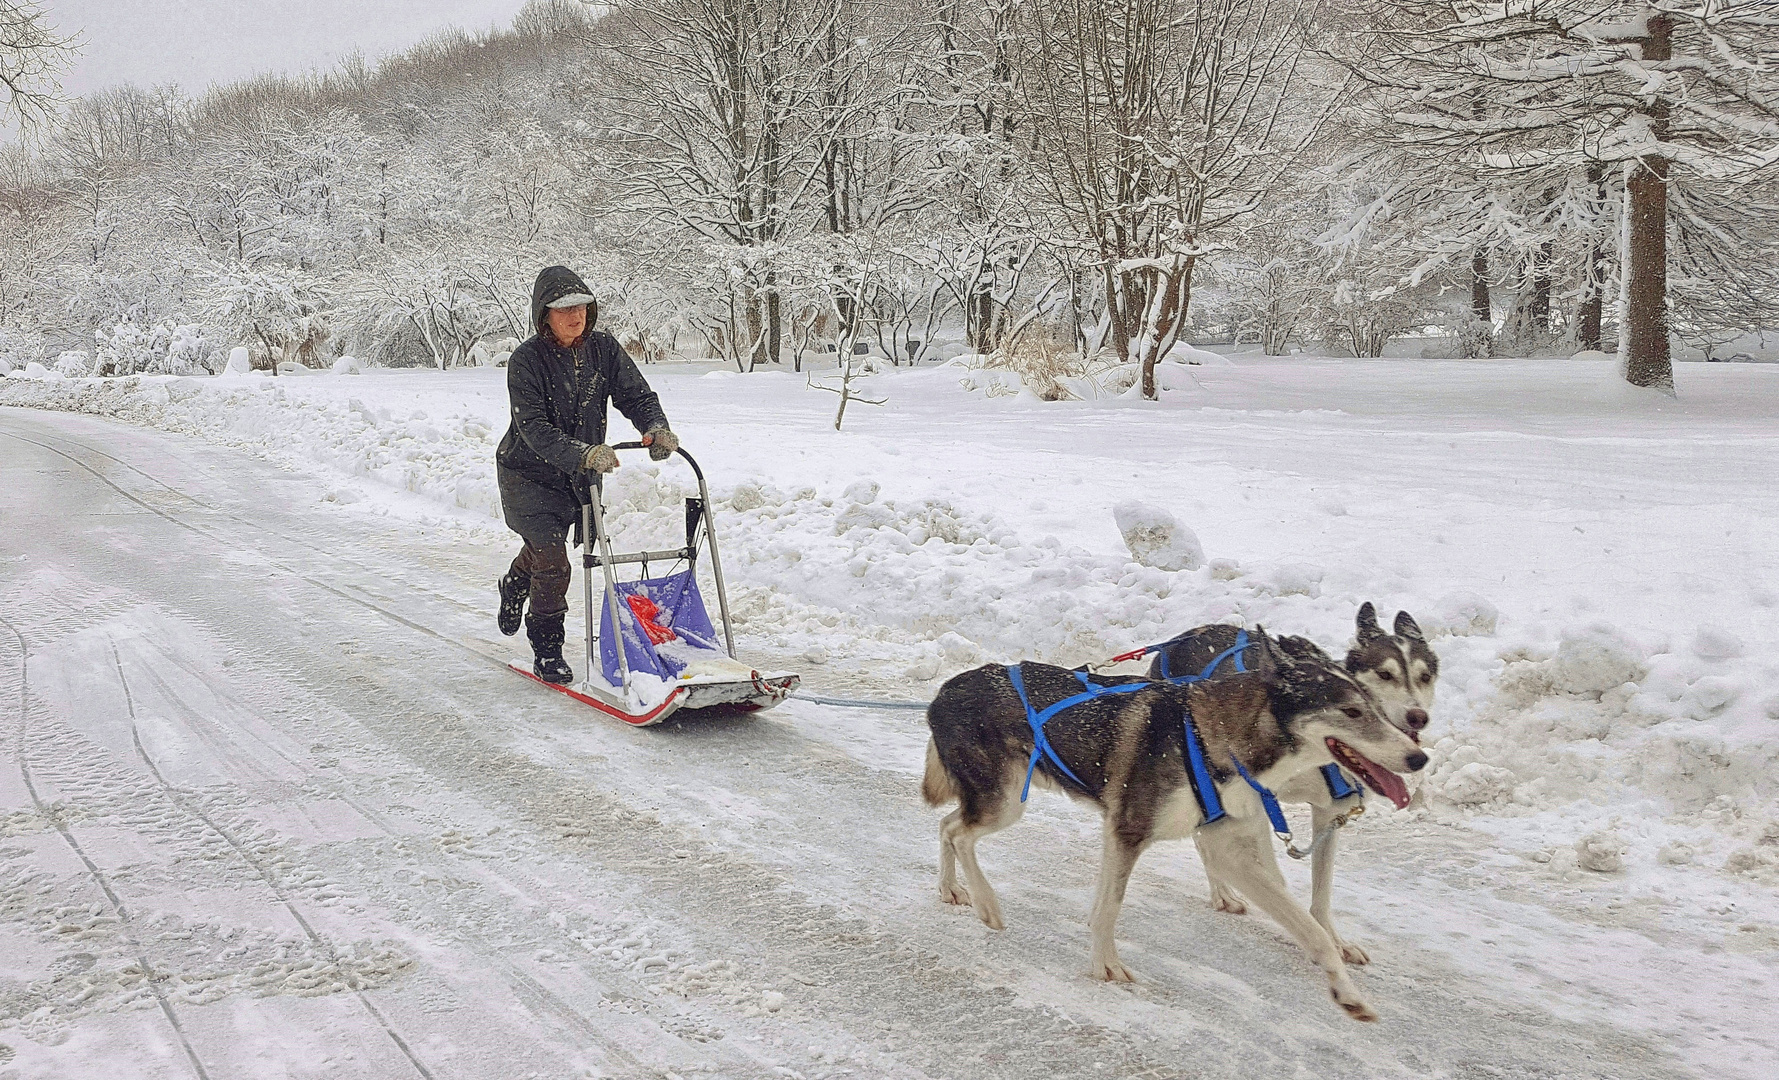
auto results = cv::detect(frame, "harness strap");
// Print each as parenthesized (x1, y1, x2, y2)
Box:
(1158, 629, 1250, 685)
(1320, 763, 1361, 801)
(1231, 757, 1293, 838)
(1021, 635, 1348, 851)
(1008, 665, 1148, 803)
(1180, 703, 1226, 826)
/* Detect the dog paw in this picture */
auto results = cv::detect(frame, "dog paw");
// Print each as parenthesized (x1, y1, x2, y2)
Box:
(1209, 888, 1246, 915)
(939, 883, 971, 906)
(1090, 957, 1137, 983)
(974, 904, 1005, 931)
(1338, 940, 1370, 966)
(1330, 987, 1378, 1022)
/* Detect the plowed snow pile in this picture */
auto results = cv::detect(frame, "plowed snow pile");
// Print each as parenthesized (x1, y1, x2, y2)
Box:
(7, 357, 1779, 900)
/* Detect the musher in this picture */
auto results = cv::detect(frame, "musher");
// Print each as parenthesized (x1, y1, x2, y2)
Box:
(495, 265, 677, 684)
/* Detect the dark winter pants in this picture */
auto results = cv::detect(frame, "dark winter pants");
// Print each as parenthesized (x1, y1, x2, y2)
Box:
(496, 467, 581, 659)
(511, 539, 572, 619)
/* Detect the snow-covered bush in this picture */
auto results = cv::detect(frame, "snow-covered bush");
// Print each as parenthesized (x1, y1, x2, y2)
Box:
(984, 338, 1090, 401)
(207, 264, 333, 371)
(0, 327, 43, 372)
(162, 324, 215, 374)
(94, 321, 216, 376)
(1162, 341, 1231, 366)
(956, 342, 1135, 401)
(54, 350, 92, 378)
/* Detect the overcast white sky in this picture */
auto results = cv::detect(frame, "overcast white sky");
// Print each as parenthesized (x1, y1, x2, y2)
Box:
(43, 0, 532, 99)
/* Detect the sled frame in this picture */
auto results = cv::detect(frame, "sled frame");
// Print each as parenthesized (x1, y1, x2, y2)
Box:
(582, 443, 738, 705)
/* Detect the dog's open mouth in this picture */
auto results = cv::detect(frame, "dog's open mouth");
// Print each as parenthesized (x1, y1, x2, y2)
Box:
(1326, 738, 1412, 809)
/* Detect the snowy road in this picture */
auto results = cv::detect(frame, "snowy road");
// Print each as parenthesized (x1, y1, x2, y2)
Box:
(0, 404, 1754, 1079)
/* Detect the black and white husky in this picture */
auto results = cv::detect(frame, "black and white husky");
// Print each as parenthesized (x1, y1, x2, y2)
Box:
(1149, 603, 1440, 965)
(921, 630, 1427, 1020)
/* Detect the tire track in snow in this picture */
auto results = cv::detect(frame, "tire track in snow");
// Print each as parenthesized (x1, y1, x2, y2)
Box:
(0, 614, 213, 1080)
(107, 631, 684, 1080)
(0, 426, 498, 626)
(107, 640, 438, 1080)
(0, 428, 509, 677)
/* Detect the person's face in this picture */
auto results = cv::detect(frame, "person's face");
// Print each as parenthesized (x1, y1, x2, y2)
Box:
(547, 304, 588, 344)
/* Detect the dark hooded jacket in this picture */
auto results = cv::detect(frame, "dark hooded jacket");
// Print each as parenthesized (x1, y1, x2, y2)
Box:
(496, 265, 669, 544)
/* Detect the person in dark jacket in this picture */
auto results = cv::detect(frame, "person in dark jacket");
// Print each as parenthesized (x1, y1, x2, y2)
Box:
(495, 265, 678, 684)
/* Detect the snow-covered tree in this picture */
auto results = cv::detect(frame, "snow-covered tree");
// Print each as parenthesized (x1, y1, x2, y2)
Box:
(1343, 0, 1779, 390)
(1, 0, 76, 131)
(207, 263, 332, 372)
(1017, 0, 1323, 398)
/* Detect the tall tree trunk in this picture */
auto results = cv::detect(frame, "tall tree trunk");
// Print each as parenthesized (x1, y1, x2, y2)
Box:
(745, 288, 765, 371)
(1530, 241, 1552, 334)
(1469, 252, 1493, 358)
(972, 284, 994, 353)
(767, 277, 782, 365)
(1624, 16, 1674, 391)
(1578, 164, 1607, 351)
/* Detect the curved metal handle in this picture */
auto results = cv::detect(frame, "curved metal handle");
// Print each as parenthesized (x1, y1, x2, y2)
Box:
(608, 442, 707, 486)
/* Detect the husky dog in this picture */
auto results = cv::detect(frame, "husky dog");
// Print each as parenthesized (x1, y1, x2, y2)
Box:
(922, 631, 1427, 1020)
(1343, 602, 1439, 735)
(1149, 603, 1439, 964)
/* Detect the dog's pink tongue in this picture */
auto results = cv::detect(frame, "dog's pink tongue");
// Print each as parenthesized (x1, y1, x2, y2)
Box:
(1329, 739, 1413, 809)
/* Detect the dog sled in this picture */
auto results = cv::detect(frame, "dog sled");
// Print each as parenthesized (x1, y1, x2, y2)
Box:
(510, 441, 799, 725)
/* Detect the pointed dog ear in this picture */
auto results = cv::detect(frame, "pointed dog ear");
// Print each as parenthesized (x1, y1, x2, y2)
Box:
(1355, 602, 1384, 643)
(1249, 626, 1281, 677)
(1394, 610, 1425, 642)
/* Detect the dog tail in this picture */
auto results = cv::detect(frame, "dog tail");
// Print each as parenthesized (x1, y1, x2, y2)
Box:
(920, 738, 958, 806)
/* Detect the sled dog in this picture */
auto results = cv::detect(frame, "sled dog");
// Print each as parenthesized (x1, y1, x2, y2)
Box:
(1149, 603, 1440, 964)
(921, 630, 1427, 1020)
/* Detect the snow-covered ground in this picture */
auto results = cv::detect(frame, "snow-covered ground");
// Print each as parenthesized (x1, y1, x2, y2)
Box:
(2, 355, 1776, 1078)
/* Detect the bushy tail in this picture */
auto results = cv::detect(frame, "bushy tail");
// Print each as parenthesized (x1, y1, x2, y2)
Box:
(921, 738, 958, 806)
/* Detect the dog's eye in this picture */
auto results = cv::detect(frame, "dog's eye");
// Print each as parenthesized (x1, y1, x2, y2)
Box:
(1419, 673, 1433, 684)
(1342, 707, 1362, 718)
(1378, 670, 1394, 681)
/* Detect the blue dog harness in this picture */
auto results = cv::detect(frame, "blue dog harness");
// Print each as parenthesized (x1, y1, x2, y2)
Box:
(1018, 629, 1363, 838)
(1154, 629, 1252, 684)
(1151, 628, 1362, 809)
(1007, 665, 1149, 801)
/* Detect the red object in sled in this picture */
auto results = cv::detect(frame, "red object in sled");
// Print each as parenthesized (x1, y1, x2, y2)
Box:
(626, 594, 678, 644)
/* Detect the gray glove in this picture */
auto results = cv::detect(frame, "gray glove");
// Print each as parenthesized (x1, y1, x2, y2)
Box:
(581, 443, 619, 473)
(644, 426, 679, 462)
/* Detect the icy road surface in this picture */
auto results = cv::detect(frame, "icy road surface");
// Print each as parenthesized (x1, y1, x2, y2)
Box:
(1, 358, 1775, 1078)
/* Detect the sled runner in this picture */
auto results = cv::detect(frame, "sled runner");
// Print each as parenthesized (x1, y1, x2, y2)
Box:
(511, 442, 798, 725)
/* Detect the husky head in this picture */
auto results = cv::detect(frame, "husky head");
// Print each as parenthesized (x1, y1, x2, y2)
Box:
(1345, 602, 1439, 741)
(1250, 630, 1428, 808)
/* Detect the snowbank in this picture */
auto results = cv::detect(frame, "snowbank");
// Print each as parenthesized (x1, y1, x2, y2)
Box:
(1164, 341, 1232, 366)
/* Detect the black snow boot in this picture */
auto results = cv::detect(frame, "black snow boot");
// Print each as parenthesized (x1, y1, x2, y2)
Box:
(497, 567, 530, 637)
(527, 612, 573, 685)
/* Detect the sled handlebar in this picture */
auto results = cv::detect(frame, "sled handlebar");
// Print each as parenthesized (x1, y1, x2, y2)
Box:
(610, 441, 705, 486)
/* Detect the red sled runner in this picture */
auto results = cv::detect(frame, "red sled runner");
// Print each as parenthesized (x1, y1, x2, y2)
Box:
(511, 442, 798, 725)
